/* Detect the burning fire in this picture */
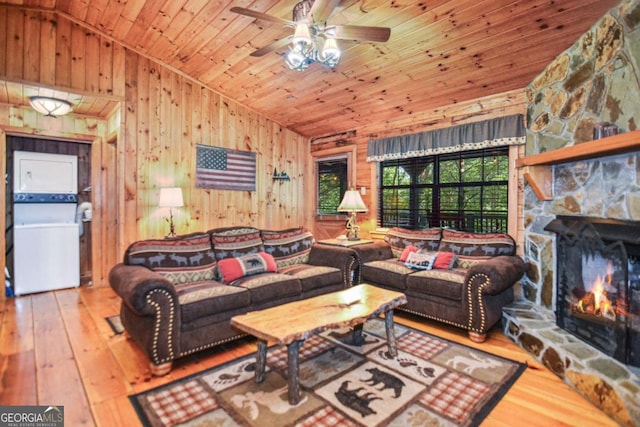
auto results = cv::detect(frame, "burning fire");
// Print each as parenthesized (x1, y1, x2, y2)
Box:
(575, 262, 616, 320)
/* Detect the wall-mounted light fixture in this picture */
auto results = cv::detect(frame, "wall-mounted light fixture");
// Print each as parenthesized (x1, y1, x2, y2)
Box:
(159, 187, 184, 238)
(28, 96, 73, 117)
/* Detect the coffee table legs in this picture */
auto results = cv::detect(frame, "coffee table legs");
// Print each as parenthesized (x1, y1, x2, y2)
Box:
(254, 312, 397, 406)
(385, 309, 398, 357)
(255, 339, 267, 383)
(287, 340, 304, 405)
(254, 339, 305, 406)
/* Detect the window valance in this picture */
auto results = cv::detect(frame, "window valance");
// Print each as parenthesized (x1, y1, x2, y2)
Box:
(366, 114, 526, 162)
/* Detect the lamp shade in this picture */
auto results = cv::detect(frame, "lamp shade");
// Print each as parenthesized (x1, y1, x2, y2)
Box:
(29, 96, 73, 116)
(337, 189, 368, 213)
(158, 187, 184, 208)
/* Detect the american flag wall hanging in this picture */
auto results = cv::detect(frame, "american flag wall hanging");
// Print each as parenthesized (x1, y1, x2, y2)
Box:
(195, 145, 257, 191)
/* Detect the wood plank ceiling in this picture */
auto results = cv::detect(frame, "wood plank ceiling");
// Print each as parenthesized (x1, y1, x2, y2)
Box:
(0, 0, 622, 138)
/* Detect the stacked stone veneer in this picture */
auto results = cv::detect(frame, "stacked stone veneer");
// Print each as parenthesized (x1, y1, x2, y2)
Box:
(504, 0, 640, 425)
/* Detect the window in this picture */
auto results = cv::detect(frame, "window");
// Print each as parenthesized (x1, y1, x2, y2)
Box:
(317, 157, 348, 214)
(378, 147, 509, 232)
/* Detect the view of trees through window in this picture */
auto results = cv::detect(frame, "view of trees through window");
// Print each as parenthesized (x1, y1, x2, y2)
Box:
(318, 157, 348, 214)
(378, 147, 509, 232)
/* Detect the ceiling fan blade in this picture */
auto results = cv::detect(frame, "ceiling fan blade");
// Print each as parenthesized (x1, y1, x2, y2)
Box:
(308, 0, 341, 25)
(230, 7, 293, 27)
(250, 37, 292, 57)
(329, 25, 391, 43)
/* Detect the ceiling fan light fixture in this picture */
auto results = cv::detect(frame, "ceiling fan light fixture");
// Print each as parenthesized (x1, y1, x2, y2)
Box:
(28, 96, 73, 117)
(319, 37, 341, 65)
(292, 23, 312, 48)
(285, 49, 310, 71)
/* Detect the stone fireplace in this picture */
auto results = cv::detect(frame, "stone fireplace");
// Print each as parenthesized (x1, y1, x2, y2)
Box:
(545, 215, 640, 369)
(512, 1, 640, 424)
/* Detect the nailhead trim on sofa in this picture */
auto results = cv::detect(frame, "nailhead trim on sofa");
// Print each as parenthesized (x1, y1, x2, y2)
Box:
(146, 288, 175, 365)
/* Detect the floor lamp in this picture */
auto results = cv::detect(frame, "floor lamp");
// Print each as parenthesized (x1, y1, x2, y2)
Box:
(337, 188, 368, 240)
(159, 187, 184, 238)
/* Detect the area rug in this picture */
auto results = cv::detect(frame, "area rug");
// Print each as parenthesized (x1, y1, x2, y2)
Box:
(105, 315, 124, 335)
(130, 318, 526, 427)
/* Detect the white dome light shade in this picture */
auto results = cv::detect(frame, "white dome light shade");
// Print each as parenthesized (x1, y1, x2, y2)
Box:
(29, 96, 73, 117)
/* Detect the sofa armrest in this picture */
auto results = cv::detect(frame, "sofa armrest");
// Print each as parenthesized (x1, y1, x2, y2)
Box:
(352, 241, 394, 263)
(307, 244, 355, 269)
(465, 255, 525, 295)
(109, 263, 179, 316)
(306, 244, 358, 286)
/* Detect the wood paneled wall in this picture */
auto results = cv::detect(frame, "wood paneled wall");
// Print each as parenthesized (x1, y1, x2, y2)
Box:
(311, 89, 528, 241)
(0, 6, 312, 291)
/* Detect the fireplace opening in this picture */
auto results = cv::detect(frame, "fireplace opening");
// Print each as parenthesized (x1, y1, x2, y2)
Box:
(545, 215, 640, 369)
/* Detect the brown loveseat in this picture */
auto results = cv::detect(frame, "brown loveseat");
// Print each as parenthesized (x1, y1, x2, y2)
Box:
(353, 228, 525, 342)
(109, 226, 357, 375)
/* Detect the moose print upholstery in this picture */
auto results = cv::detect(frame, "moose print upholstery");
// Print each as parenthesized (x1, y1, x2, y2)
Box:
(354, 227, 525, 343)
(109, 226, 357, 376)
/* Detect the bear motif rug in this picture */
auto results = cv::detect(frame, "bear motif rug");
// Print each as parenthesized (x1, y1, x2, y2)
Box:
(130, 318, 526, 427)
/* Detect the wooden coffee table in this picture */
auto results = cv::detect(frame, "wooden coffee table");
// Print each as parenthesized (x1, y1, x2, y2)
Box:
(230, 284, 407, 405)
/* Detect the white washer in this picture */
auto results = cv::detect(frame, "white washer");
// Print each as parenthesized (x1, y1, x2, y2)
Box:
(13, 222, 80, 295)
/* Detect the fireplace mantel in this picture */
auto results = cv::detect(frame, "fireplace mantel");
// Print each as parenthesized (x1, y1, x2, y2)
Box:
(517, 130, 640, 200)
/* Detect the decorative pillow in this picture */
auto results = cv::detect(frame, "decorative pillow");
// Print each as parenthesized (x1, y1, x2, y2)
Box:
(399, 245, 419, 262)
(384, 227, 442, 257)
(261, 227, 315, 269)
(433, 251, 458, 269)
(438, 229, 515, 267)
(404, 251, 436, 270)
(216, 252, 278, 284)
(209, 227, 264, 261)
(124, 233, 217, 286)
(438, 229, 516, 255)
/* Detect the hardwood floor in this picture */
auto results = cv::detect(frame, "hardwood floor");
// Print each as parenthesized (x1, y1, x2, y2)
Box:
(0, 286, 618, 427)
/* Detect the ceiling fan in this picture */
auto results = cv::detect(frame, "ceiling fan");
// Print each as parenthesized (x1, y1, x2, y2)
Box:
(230, 0, 391, 71)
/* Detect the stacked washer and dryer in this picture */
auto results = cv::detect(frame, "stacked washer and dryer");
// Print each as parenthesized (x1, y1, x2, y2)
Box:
(12, 151, 80, 296)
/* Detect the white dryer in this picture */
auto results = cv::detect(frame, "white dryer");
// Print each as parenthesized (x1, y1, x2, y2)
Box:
(12, 151, 80, 296)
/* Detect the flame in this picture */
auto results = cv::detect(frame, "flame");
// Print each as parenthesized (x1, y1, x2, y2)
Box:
(575, 261, 616, 319)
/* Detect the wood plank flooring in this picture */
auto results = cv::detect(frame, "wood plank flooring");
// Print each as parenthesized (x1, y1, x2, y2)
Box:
(0, 286, 618, 427)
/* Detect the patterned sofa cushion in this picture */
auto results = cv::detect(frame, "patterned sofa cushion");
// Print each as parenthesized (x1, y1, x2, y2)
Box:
(360, 260, 413, 291)
(437, 229, 516, 268)
(260, 227, 315, 269)
(384, 227, 442, 257)
(209, 227, 264, 260)
(406, 268, 467, 301)
(124, 233, 217, 286)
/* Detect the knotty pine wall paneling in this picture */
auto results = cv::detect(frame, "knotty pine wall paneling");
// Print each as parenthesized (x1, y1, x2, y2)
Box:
(310, 89, 528, 241)
(1, 7, 313, 290)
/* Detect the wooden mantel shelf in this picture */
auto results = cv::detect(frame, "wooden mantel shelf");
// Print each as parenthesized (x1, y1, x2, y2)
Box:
(517, 130, 640, 200)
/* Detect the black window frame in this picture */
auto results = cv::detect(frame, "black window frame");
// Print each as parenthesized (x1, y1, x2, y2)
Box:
(378, 147, 509, 233)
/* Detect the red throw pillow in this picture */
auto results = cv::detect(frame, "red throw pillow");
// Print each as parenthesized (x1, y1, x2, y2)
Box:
(433, 252, 457, 269)
(217, 252, 278, 283)
(399, 245, 419, 262)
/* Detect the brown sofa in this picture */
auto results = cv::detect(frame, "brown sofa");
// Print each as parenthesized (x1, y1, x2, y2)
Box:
(353, 227, 525, 342)
(109, 226, 357, 375)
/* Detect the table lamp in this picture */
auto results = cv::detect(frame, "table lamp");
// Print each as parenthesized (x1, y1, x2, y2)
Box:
(337, 188, 368, 240)
(159, 187, 184, 238)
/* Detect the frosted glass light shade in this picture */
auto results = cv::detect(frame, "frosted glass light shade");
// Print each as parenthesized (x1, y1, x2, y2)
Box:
(29, 96, 73, 117)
